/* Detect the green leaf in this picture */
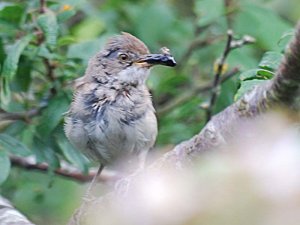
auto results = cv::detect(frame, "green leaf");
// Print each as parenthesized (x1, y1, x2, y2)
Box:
(31, 136, 46, 163)
(57, 9, 76, 23)
(1, 35, 32, 79)
(0, 37, 5, 64)
(234, 79, 267, 101)
(234, 3, 291, 50)
(0, 134, 31, 157)
(278, 29, 294, 50)
(239, 69, 259, 81)
(72, 17, 105, 41)
(57, 36, 76, 47)
(125, 2, 177, 47)
(0, 69, 10, 107)
(32, 137, 59, 170)
(194, 0, 225, 26)
(37, 10, 58, 50)
(20, 125, 35, 148)
(259, 51, 283, 72)
(256, 69, 274, 79)
(37, 44, 56, 59)
(0, 150, 10, 185)
(2, 120, 26, 136)
(0, 4, 24, 25)
(67, 39, 102, 63)
(37, 93, 70, 137)
(14, 56, 32, 92)
(0, 34, 33, 106)
(214, 79, 238, 114)
(240, 68, 274, 81)
(55, 133, 88, 173)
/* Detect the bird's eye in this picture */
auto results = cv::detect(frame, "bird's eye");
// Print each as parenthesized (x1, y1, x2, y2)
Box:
(118, 53, 129, 61)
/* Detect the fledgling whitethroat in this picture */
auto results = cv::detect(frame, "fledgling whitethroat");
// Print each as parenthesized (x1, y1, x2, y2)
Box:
(64, 32, 176, 196)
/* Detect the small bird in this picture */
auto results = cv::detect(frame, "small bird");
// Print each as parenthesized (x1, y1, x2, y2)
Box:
(64, 33, 176, 194)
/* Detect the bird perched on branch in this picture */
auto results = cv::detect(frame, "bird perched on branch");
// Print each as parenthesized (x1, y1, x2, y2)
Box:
(64, 32, 176, 196)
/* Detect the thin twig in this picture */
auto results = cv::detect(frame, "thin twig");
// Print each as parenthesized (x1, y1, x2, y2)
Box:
(39, 0, 46, 13)
(157, 67, 240, 117)
(224, 0, 236, 29)
(10, 156, 119, 183)
(39, 0, 57, 96)
(43, 58, 55, 81)
(43, 58, 57, 95)
(205, 30, 255, 122)
(205, 30, 233, 121)
(0, 108, 41, 122)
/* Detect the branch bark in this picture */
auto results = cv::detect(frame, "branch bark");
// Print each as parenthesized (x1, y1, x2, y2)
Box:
(0, 196, 35, 225)
(0, 108, 40, 122)
(10, 156, 119, 183)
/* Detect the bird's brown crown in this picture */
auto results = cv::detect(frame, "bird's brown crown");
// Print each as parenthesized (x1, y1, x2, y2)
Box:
(105, 32, 150, 55)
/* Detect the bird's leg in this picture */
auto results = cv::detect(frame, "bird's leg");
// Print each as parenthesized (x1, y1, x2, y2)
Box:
(83, 164, 104, 202)
(115, 150, 149, 196)
(138, 150, 148, 170)
(73, 165, 104, 224)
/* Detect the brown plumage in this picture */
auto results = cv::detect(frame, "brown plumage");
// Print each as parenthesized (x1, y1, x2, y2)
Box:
(64, 33, 176, 189)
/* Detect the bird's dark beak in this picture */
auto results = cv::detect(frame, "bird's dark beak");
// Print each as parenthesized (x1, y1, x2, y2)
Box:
(136, 53, 176, 67)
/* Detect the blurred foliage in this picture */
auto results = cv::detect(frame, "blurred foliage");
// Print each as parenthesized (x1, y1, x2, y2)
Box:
(0, 0, 298, 224)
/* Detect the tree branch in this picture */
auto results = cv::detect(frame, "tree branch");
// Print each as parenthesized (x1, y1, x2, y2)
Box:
(10, 156, 119, 183)
(43, 58, 57, 96)
(224, 0, 236, 29)
(0, 108, 41, 122)
(0, 196, 35, 225)
(39, 0, 46, 13)
(205, 31, 255, 121)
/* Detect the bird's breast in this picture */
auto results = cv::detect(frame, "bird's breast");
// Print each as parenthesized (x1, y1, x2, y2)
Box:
(76, 87, 157, 164)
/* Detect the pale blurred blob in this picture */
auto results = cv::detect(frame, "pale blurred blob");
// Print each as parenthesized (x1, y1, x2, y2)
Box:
(86, 110, 300, 225)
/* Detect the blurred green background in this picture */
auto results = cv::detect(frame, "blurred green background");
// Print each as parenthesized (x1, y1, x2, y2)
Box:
(0, 0, 299, 224)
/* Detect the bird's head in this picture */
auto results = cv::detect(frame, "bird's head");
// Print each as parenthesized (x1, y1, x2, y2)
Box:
(88, 32, 176, 86)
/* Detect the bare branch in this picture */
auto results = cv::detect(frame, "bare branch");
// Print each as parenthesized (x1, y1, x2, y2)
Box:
(10, 156, 119, 183)
(0, 108, 40, 122)
(0, 196, 35, 225)
(224, 0, 236, 29)
(205, 31, 255, 121)
(43, 58, 57, 96)
(39, 0, 46, 13)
